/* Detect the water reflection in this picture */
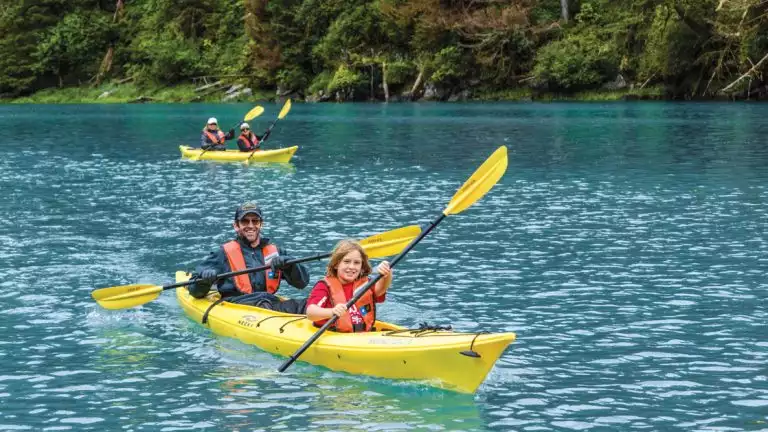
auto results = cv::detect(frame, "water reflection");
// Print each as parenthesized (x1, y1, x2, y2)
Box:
(206, 364, 484, 431)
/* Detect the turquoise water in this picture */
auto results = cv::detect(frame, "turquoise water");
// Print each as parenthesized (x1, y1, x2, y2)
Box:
(1, 102, 767, 430)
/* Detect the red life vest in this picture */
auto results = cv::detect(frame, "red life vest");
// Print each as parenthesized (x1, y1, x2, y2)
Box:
(239, 132, 260, 150)
(203, 129, 226, 145)
(324, 276, 376, 332)
(222, 241, 282, 294)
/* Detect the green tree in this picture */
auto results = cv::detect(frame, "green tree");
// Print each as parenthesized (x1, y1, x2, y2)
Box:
(0, 0, 70, 95)
(312, 3, 403, 99)
(35, 12, 114, 87)
(533, 31, 620, 90)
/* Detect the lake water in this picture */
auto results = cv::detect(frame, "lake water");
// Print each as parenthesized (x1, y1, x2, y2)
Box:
(0, 102, 766, 430)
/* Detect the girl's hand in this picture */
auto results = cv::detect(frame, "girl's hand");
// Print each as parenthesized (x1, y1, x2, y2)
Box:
(376, 260, 392, 278)
(331, 304, 347, 317)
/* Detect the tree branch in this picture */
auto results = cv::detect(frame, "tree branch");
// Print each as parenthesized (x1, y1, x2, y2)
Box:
(720, 52, 768, 92)
(673, 2, 712, 38)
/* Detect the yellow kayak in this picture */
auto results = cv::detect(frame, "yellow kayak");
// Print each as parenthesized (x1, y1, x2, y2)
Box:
(179, 145, 298, 163)
(175, 271, 515, 393)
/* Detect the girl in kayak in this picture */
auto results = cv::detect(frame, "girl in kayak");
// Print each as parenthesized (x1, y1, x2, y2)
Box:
(306, 239, 392, 332)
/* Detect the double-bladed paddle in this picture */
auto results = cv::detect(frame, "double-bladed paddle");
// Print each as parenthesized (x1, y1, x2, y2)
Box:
(246, 99, 291, 163)
(91, 225, 421, 310)
(277, 145, 508, 373)
(191, 105, 265, 161)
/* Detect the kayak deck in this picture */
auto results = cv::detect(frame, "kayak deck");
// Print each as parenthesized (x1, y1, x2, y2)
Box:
(179, 145, 298, 163)
(175, 271, 515, 393)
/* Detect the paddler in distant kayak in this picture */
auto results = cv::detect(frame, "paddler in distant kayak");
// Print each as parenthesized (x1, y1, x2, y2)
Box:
(189, 202, 310, 314)
(236, 122, 271, 152)
(306, 239, 392, 332)
(200, 117, 235, 151)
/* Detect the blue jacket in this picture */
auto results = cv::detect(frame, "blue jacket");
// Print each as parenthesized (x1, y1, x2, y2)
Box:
(189, 237, 310, 298)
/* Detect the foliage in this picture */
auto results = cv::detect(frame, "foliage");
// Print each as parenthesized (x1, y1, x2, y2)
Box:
(308, 70, 333, 95)
(530, 0, 563, 25)
(2, 0, 768, 100)
(0, 0, 77, 95)
(533, 31, 620, 90)
(277, 66, 311, 92)
(385, 60, 414, 85)
(35, 12, 115, 86)
(639, 5, 699, 82)
(428, 46, 467, 85)
(327, 64, 364, 94)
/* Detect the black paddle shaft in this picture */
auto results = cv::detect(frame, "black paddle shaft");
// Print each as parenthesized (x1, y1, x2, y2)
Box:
(245, 120, 279, 162)
(162, 252, 331, 292)
(260, 119, 280, 145)
(277, 213, 446, 372)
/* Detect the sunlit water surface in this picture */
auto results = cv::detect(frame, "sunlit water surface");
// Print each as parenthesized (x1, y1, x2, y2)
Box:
(0, 102, 766, 430)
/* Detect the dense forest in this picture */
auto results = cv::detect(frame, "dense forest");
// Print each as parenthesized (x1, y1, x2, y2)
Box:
(1, 0, 767, 101)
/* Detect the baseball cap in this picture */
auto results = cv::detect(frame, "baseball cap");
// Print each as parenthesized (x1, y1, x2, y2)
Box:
(234, 202, 263, 221)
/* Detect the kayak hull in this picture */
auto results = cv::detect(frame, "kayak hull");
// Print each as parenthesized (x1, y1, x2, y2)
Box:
(179, 145, 298, 163)
(175, 272, 514, 393)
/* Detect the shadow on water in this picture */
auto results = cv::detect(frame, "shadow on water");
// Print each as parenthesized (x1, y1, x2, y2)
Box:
(205, 364, 486, 431)
(89, 314, 491, 430)
(182, 315, 490, 430)
(178, 157, 298, 174)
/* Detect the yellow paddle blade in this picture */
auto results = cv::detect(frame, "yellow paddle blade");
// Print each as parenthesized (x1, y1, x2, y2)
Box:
(91, 284, 162, 310)
(278, 99, 292, 119)
(359, 225, 421, 258)
(244, 106, 264, 121)
(444, 146, 508, 215)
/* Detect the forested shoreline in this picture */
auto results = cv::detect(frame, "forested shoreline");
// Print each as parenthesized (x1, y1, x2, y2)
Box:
(1, 0, 767, 103)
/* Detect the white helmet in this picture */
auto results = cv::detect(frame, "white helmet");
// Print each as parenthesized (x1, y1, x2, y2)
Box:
(207, 117, 218, 125)
(240, 122, 250, 130)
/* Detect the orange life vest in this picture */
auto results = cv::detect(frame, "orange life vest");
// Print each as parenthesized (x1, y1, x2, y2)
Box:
(222, 241, 282, 294)
(203, 129, 226, 145)
(324, 276, 376, 332)
(239, 132, 260, 150)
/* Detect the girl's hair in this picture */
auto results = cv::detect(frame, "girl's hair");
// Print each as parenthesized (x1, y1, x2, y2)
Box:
(326, 239, 372, 279)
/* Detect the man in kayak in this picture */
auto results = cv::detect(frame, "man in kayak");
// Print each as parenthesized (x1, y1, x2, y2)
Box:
(200, 117, 235, 150)
(189, 202, 309, 314)
(236, 122, 271, 152)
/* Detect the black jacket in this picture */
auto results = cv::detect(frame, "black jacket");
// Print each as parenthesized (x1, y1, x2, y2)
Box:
(189, 237, 309, 299)
(236, 130, 270, 152)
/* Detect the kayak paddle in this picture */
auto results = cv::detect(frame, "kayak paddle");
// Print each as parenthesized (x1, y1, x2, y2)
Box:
(246, 99, 291, 163)
(91, 224, 421, 310)
(277, 145, 508, 373)
(191, 105, 265, 161)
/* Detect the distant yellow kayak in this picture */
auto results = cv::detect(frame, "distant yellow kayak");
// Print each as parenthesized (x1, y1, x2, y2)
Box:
(179, 145, 298, 163)
(175, 271, 515, 393)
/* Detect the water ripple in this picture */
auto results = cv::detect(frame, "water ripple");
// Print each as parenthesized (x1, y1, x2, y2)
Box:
(1, 103, 767, 430)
